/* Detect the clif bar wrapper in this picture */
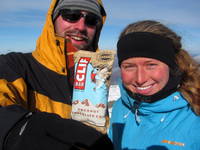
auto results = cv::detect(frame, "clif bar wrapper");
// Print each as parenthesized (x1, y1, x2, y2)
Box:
(71, 50, 115, 127)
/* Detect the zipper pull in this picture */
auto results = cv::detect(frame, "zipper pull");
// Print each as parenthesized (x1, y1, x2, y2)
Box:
(134, 101, 141, 124)
(135, 108, 141, 124)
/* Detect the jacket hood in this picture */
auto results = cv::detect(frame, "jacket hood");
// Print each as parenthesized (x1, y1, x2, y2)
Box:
(119, 80, 189, 115)
(32, 0, 106, 75)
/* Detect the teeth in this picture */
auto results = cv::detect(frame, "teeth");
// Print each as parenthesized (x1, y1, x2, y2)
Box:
(137, 85, 152, 90)
(71, 36, 84, 41)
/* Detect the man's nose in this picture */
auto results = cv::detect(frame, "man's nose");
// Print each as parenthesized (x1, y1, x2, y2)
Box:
(74, 17, 87, 30)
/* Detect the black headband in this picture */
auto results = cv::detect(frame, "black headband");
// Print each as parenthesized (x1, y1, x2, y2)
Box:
(117, 32, 178, 67)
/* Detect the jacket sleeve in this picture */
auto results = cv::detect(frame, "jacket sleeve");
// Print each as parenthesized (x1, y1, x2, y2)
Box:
(0, 53, 28, 108)
(0, 105, 113, 150)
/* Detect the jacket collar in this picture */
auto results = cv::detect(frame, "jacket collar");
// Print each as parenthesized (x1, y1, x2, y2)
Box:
(32, 0, 106, 75)
(119, 81, 189, 115)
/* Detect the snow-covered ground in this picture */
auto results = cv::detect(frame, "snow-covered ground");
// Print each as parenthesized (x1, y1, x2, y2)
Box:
(194, 55, 200, 63)
(108, 85, 120, 102)
(108, 85, 121, 116)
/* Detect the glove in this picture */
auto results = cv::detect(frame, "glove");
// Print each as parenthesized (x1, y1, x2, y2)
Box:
(1, 105, 113, 150)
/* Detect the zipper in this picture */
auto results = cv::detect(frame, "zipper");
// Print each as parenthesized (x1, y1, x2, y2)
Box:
(57, 39, 73, 101)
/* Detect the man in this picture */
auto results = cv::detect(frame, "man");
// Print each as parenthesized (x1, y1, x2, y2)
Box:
(0, 0, 113, 149)
(0, 0, 106, 118)
(53, 0, 105, 51)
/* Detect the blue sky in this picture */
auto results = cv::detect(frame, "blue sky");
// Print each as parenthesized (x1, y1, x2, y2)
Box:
(1, 0, 200, 56)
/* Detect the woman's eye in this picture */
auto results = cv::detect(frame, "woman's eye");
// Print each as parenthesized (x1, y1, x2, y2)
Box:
(122, 65, 136, 70)
(124, 65, 131, 69)
(148, 63, 156, 66)
(147, 63, 157, 68)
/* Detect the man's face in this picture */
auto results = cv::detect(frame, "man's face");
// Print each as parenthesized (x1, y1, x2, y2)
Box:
(54, 10, 98, 50)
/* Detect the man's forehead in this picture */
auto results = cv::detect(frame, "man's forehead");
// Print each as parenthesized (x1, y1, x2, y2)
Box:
(53, 0, 101, 21)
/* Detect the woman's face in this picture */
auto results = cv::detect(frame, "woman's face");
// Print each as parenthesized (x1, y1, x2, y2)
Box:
(121, 57, 169, 96)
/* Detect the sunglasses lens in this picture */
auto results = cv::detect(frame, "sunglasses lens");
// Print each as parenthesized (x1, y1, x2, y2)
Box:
(60, 10, 82, 22)
(85, 14, 99, 26)
(60, 9, 100, 26)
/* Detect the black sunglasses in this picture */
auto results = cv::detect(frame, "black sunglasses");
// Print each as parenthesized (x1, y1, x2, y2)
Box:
(60, 9, 100, 27)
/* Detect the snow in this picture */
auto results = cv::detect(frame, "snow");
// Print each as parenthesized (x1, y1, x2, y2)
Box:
(108, 85, 120, 102)
(108, 85, 121, 117)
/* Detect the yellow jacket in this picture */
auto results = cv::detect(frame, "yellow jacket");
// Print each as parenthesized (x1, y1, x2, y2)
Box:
(0, 0, 106, 119)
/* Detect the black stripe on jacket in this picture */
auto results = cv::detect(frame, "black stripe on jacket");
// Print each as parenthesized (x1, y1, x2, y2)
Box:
(0, 52, 72, 104)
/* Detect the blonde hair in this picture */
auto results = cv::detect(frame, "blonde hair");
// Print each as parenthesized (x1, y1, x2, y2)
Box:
(119, 20, 200, 115)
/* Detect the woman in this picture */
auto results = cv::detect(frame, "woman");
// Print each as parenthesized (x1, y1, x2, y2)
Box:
(108, 20, 200, 150)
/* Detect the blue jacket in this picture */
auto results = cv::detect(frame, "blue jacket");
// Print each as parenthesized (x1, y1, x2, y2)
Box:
(108, 83, 200, 150)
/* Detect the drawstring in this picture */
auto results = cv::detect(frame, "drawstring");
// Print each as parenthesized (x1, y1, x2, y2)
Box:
(123, 100, 141, 124)
(160, 114, 166, 122)
(124, 110, 131, 118)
